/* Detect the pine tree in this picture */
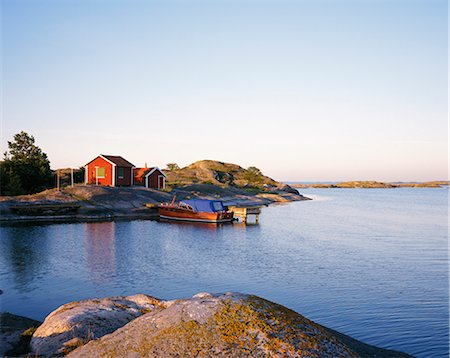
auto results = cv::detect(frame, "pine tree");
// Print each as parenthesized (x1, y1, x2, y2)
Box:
(1, 131, 52, 195)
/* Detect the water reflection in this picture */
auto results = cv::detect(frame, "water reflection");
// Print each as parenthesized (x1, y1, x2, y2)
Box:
(158, 220, 258, 235)
(0, 226, 50, 292)
(159, 220, 227, 232)
(83, 222, 116, 284)
(0, 189, 447, 357)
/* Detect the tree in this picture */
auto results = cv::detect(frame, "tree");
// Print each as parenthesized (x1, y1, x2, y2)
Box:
(165, 163, 180, 171)
(1, 131, 53, 195)
(244, 166, 264, 185)
(74, 166, 85, 184)
(0, 163, 24, 195)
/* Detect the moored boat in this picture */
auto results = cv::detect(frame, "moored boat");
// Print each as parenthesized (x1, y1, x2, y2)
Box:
(158, 198, 234, 223)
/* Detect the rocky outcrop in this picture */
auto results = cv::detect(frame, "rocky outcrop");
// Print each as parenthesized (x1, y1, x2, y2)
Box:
(165, 160, 284, 189)
(29, 292, 411, 357)
(0, 312, 41, 357)
(292, 181, 396, 189)
(67, 292, 357, 357)
(30, 294, 164, 356)
(336, 181, 396, 188)
(0, 186, 173, 223)
(278, 184, 300, 195)
(395, 181, 450, 188)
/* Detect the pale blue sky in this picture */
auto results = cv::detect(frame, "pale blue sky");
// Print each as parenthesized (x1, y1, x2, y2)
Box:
(2, 0, 448, 181)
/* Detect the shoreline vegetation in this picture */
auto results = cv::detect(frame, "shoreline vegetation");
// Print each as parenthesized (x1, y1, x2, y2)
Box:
(291, 180, 449, 188)
(2, 293, 412, 357)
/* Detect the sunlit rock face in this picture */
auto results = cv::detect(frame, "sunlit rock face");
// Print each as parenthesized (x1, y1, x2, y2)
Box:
(31, 292, 412, 357)
(64, 292, 357, 358)
(30, 294, 164, 356)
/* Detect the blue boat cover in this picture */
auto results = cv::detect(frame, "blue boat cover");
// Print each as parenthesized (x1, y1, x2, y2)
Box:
(181, 199, 226, 213)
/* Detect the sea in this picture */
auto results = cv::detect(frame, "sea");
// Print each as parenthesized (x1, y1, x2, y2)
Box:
(0, 188, 448, 357)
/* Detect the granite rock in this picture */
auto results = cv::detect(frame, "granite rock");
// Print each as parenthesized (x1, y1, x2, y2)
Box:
(30, 294, 163, 356)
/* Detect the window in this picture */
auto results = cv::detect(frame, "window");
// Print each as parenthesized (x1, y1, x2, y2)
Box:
(96, 167, 105, 178)
(118, 167, 124, 179)
(212, 201, 224, 211)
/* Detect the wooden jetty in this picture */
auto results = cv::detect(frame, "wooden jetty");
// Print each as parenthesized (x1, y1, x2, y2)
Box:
(228, 205, 262, 224)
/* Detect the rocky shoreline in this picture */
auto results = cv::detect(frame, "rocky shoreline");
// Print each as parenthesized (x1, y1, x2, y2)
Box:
(0, 184, 310, 225)
(2, 292, 412, 357)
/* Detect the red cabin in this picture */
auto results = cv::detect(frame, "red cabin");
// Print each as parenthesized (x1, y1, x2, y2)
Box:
(85, 155, 135, 187)
(133, 167, 166, 189)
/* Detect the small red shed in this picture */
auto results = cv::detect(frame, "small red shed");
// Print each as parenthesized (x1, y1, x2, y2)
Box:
(85, 155, 135, 187)
(133, 167, 166, 189)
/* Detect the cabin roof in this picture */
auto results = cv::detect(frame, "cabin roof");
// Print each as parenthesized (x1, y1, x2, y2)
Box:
(134, 167, 166, 178)
(100, 155, 134, 167)
(133, 167, 155, 177)
(85, 155, 135, 167)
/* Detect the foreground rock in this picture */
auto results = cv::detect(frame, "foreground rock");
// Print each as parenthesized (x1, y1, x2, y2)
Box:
(30, 292, 411, 357)
(0, 312, 41, 356)
(31, 294, 164, 356)
(69, 293, 357, 357)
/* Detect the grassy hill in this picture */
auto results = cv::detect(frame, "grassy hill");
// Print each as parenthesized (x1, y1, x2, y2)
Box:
(164, 160, 283, 189)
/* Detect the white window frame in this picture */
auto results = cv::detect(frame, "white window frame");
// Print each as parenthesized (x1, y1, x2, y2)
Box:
(118, 167, 125, 179)
(158, 175, 166, 189)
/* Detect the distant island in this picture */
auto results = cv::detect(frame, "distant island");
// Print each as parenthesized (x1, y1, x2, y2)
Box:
(291, 181, 449, 189)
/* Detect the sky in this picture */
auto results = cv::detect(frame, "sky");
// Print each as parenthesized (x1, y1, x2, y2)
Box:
(1, 0, 448, 181)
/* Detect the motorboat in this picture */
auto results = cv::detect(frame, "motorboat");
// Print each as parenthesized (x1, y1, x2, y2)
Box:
(158, 197, 234, 223)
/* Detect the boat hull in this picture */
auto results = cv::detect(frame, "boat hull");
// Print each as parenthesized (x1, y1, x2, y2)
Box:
(158, 207, 234, 223)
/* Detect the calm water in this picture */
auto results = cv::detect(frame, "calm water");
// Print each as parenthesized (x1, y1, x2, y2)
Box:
(0, 188, 448, 357)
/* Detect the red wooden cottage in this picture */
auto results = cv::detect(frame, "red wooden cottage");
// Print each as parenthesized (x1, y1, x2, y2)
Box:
(133, 167, 166, 189)
(85, 155, 135, 187)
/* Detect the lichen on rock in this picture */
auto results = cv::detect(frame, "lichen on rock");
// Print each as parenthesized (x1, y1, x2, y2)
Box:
(66, 293, 358, 357)
(28, 292, 413, 357)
